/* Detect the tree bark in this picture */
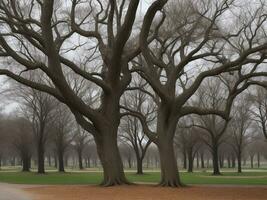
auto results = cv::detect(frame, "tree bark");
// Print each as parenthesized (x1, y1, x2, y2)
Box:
(57, 149, 65, 172)
(158, 139, 182, 187)
(187, 149, 194, 173)
(127, 157, 132, 169)
(155, 104, 182, 187)
(37, 142, 45, 174)
(183, 149, 187, 169)
(95, 131, 128, 186)
(77, 149, 83, 170)
(237, 151, 242, 173)
(48, 155, 51, 167)
(231, 155, 236, 168)
(196, 152, 199, 169)
(219, 154, 224, 168)
(250, 155, 254, 168)
(136, 158, 143, 174)
(200, 152, 205, 168)
(212, 144, 221, 175)
(22, 154, 31, 172)
(257, 152, 260, 168)
(227, 156, 231, 168)
(54, 154, 58, 168)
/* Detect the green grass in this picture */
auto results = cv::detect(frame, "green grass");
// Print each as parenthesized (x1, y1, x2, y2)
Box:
(0, 171, 267, 185)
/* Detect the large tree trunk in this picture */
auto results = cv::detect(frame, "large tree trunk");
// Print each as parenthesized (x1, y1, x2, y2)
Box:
(95, 130, 128, 186)
(37, 142, 45, 174)
(156, 105, 182, 187)
(212, 144, 221, 175)
(158, 139, 182, 187)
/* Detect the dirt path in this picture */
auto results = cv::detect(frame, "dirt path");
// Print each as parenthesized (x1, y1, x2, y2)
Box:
(24, 185, 267, 200)
(0, 183, 32, 200)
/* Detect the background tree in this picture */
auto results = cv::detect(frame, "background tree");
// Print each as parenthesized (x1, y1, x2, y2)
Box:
(73, 126, 91, 170)
(51, 104, 74, 172)
(176, 121, 202, 173)
(228, 96, 252, 173)
(11, 117, 33, 172)
(132, 0, 267, 185)
(18, 86, 56, 174)
(120, 78, 153, 174)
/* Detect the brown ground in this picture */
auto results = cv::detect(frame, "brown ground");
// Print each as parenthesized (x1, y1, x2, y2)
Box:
(24, 185, 267, 200)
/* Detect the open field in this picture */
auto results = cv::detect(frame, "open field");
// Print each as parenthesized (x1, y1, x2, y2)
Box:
(0, 171, 267, 186)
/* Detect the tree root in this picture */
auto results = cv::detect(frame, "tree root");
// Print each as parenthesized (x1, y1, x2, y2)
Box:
(100, 177, 132, 187)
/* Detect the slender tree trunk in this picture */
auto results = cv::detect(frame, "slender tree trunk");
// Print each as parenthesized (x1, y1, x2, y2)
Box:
(250, 155, 254, 168)
(227, 156, 231, 168)
(183, 149, 187, 169)
(196, 152, 199, 169)
(77, 149, 83, 170)
(0, 156, 2, 169)
(231, 155, 236, 168)
(212, 144, 221, 175)
(237, 151, 242, 173)
(257, 152, 260, 168)
(200, 152, 205, 169)
(54, 154, 58, 168)
(48, 155, 51, 167)
(136, 158, 143, 174)
(128, 156, 132, 169)
(22, 154, 31, 172)
(187, 149, 194, 173)
(219, 154, 224, 168)
(64, 155, 68, 168)
(37, 142, 45, 174)
(57, 149, 65, 172)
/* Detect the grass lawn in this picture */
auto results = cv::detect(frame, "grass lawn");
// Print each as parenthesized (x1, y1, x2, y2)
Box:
(0, 171, 267, 185)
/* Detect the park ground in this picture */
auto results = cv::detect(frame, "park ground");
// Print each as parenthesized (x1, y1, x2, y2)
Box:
(1, 168, 267, 200)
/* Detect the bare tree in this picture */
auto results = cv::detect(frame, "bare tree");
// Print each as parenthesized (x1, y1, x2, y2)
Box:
(129, 0, 267, 185)
(11, 117, 33, 172)
(0, 0, 267, 187)
(73, 126, 91, 170)
(228, 95, 252, 173)
(18, 87, 56, 173)
(250, 87, 267, 140)
(120, 78, 153, 174)
(0, 0, 170, 186)
(51, 104, 74, 172)
(176, 124, 201, 173)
